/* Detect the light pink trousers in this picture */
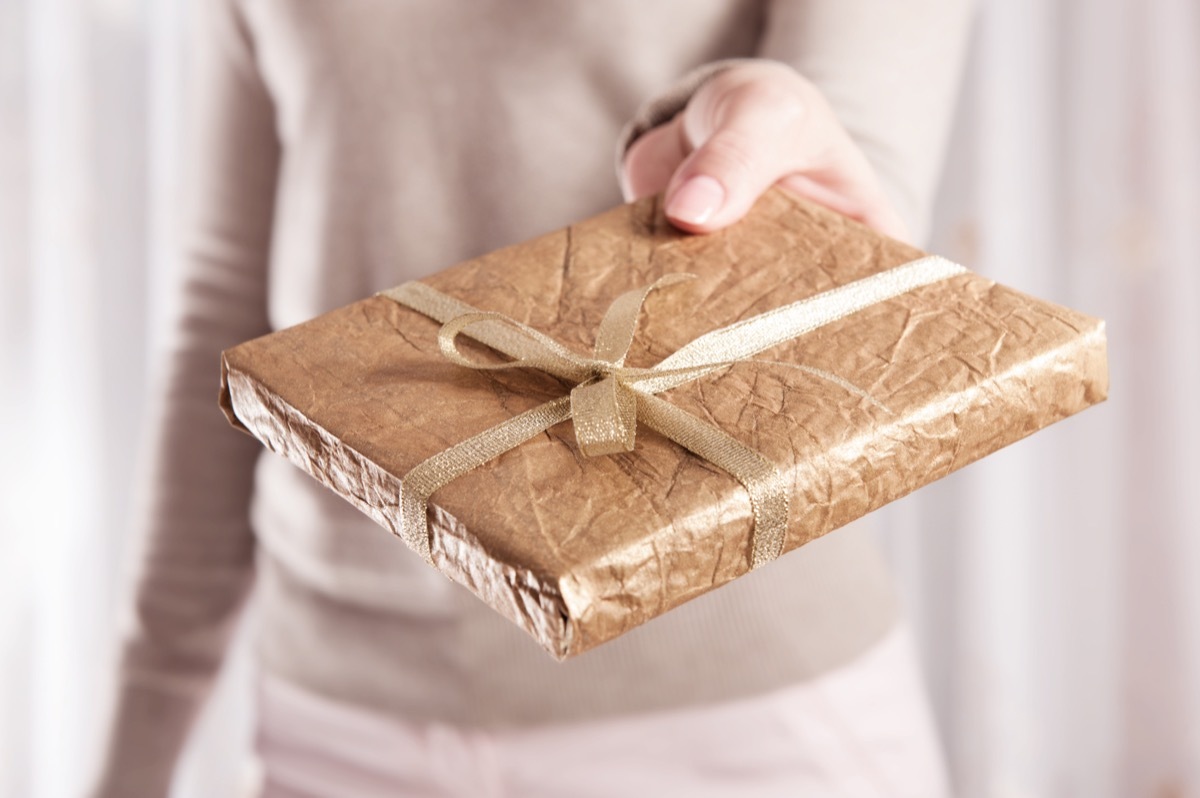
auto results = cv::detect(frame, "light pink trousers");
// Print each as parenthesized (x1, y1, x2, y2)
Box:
(254, 626, 950, 798)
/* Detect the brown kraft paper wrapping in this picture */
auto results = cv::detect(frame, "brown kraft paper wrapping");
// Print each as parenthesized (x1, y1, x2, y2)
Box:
(219, 189, 1109, 660)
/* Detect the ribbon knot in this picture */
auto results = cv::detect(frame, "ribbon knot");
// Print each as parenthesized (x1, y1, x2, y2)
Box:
(380, 256, 967, 568)
(436, 274, 698, 458)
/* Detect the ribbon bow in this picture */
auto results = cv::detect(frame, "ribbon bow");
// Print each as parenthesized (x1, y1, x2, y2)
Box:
(380, 256, 965, 569)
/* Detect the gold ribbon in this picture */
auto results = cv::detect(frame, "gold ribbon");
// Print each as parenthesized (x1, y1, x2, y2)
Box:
(379, 255, 966, 568)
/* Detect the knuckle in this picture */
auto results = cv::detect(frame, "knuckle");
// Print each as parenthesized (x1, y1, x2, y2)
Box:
(710, 65, 812, 125)
(700, 129, 759, 177)
(738, 80, 806, 117)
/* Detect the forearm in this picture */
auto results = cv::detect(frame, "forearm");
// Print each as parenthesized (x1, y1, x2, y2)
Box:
(89, 0, 279, 792)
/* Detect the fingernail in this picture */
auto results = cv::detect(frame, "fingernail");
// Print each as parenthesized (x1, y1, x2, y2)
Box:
(618, 168, 635, 203)
(666, 175, 725, 226)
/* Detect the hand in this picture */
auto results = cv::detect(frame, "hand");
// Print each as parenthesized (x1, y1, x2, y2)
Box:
(621, 61, 909, 241)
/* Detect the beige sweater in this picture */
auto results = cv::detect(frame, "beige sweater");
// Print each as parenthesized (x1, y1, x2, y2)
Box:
(93, 0, 970, 793)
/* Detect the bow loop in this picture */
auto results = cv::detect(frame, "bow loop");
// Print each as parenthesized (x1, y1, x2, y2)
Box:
(592, 273, 697, 367)
(437, 310, 592, 383)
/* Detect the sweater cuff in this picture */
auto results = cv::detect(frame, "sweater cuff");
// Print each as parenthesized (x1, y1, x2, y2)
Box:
(614, 58, 759, 182)
(86, 676, 206, 798)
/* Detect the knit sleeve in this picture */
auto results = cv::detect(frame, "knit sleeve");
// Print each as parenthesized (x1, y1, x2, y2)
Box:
(88, 0, 279, 794)
(617, 0, 974, 244)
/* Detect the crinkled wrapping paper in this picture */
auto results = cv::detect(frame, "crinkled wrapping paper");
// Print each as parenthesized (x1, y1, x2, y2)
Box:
(220, 189, 1108, 659)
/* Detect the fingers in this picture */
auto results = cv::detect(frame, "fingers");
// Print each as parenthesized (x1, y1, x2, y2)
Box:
(621, 116, 687, 202)
(778, 171, 909, 242)
(641, 63, 908, 242)
(665, 69, 807, 232)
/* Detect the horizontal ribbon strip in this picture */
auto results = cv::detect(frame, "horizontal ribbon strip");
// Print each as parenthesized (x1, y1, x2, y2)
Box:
(379, 255, 966, 568)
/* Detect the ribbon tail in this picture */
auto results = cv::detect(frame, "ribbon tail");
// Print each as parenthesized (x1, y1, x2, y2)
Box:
(570, 376, 638, 456)
(769, 362, 891, 413)
(635, 392, 790, 569)
(400, 396, 573, 562)
(629, 359, 890, 413)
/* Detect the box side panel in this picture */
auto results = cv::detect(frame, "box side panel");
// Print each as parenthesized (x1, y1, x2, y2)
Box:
(221, 357, 575, 658)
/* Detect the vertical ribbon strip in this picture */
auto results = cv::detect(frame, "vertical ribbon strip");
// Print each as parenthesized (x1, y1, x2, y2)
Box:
(380, 255, 966, 567)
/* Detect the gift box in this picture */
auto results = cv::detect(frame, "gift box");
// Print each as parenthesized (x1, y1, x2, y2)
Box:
(219, 189, 1108, 659)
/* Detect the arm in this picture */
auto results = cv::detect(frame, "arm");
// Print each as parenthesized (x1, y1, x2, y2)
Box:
(89, 0, 279, 794)
(620, 0, 974, 244)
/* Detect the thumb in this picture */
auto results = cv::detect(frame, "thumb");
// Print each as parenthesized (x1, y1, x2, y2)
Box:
(663, 70, 806, 233)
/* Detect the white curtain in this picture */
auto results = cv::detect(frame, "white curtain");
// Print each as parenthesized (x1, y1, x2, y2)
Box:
(0, 0, 251, 796)
(1, 0, 1196, 796)
(877, 0, 1200, 795)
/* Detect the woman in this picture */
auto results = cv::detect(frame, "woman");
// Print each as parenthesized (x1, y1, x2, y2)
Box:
(92, 1, 971, 795)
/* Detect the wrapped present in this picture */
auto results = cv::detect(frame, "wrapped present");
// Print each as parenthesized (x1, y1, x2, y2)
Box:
(219, 189, 1108, 659)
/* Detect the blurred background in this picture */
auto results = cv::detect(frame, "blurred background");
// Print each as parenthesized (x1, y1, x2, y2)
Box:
(1, 0, 1197, 796)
